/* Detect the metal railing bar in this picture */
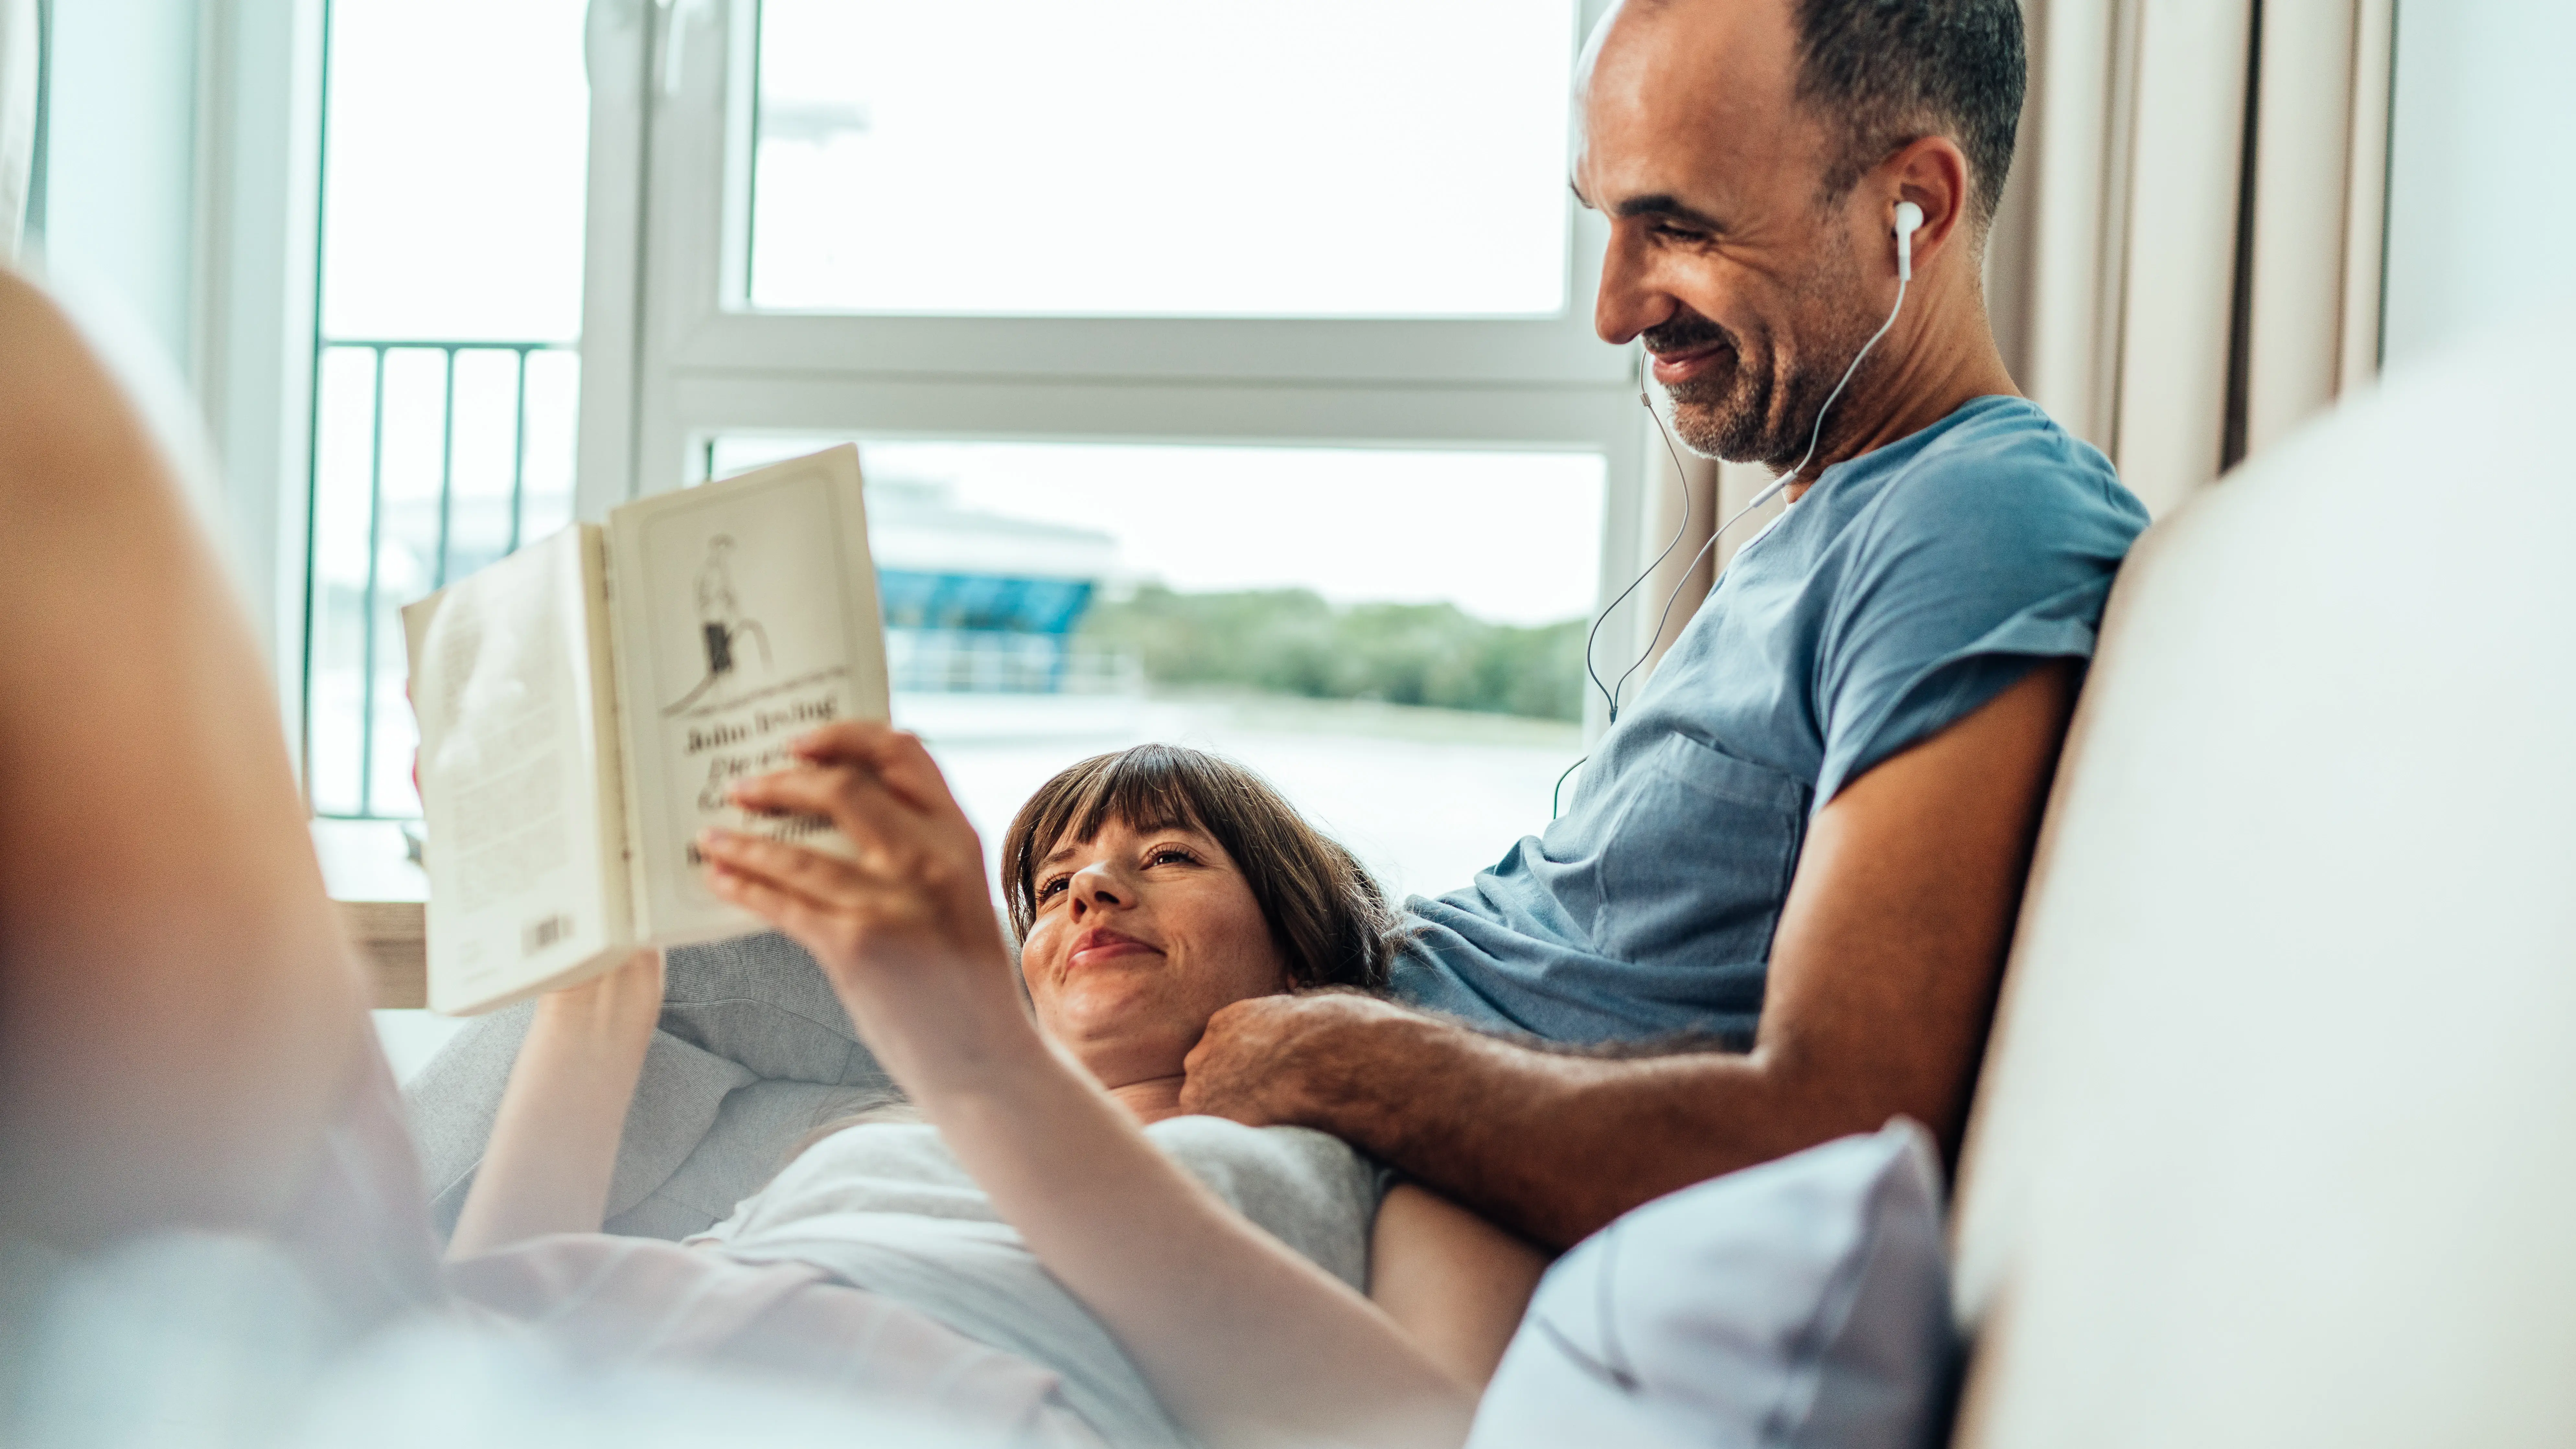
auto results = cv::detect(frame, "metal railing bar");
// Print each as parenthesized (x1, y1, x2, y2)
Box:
(745, 0, 768, 304)
(508, 345, 530, 554)
(298, 0, 338, 812)
(357, 344, 388, 818)
(433, 347, 456, 589)
(320, 337, 575, 351)
(309, 335, 571, 819)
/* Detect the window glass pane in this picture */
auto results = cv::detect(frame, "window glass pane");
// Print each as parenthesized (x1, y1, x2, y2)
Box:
(320, 0, 591, 341)
(308, 0, 589, 821)
(748, 0, 1581, 317)
(708, 437, 1601, 901)
(306, 349, 380, 818)
(308, 344, 579, 818)
(2381, 0, 2576, 369)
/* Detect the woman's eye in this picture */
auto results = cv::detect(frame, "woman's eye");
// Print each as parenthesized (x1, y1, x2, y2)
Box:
(1036, 876, 1069, 903)
(1147, 847, 1197, 868)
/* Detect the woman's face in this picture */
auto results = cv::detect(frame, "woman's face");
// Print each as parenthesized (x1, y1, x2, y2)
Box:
(1018, 814, 1289, 1087)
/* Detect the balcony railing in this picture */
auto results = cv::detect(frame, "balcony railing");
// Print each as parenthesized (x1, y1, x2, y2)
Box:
(303, 339, 580, 820)
(888, 630, 1145, 696)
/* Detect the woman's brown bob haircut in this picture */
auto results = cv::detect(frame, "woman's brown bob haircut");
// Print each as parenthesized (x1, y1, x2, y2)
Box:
(1001, 744, 1397, 994)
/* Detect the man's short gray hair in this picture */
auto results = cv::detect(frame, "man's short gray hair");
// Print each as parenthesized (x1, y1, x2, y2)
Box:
(1791, 0, 2028, 228)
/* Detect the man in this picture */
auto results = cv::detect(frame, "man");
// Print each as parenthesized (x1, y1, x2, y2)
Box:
(1176, 0, 2148, 1248)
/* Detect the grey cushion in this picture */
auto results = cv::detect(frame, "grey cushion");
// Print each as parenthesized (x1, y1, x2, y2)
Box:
(653, 930, 883, 1086)
(403, 932, 889, 1242)
(1468, 1119, 1956, 1449)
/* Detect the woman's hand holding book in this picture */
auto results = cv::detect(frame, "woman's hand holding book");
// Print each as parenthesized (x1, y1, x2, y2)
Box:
(695, 723, 1047, 1101)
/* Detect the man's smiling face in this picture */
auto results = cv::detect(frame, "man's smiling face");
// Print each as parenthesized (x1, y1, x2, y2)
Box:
(1574, 0, 1885, 468)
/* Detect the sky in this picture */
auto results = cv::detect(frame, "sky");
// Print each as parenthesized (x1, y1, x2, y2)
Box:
(319, 0, 1581, 333)
(321, 0, 591, 341)
(750, 0, 1578, 316)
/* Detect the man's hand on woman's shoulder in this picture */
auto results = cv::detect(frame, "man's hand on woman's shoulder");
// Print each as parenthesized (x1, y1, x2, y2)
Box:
(1179, 990, 1418, 1129)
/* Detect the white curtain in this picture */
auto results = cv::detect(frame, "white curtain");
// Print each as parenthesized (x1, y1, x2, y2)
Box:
(1988, 0, 2397, 515)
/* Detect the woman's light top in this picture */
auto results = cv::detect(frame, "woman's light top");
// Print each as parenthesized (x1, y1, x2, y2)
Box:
(693, 1114, 1387, 1449)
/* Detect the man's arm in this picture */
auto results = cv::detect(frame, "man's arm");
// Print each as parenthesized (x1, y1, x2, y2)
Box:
(1180, 660, 2079, 1248)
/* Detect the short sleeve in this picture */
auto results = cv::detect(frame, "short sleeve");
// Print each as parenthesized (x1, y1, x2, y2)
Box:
(1811, 422, 2146, 806)
(1149, 1118, 1385, 1292)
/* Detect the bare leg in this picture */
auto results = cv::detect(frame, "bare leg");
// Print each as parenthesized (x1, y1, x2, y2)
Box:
(0, 268, 430, 1313)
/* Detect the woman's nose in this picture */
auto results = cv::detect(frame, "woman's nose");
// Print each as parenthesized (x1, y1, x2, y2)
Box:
(1069, 868, 1124, 915)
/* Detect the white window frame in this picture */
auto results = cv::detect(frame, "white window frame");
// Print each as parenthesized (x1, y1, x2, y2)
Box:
(192, 0, 329, 761)
(575, 0, 1653, 731)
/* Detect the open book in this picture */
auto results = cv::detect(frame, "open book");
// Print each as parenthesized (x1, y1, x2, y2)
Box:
(402, 445, 888, 1015)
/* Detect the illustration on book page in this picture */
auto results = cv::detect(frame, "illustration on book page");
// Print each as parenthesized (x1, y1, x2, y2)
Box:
(662, 534, 776, 716)
(628, 470, 864, 918)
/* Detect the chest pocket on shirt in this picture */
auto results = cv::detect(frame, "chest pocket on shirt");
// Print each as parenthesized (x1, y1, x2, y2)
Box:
(1588, 733, 1811, 971)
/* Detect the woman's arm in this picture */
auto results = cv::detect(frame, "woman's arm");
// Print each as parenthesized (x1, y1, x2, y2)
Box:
(919, 1031, 1478, 1449)
(1368, 1184, 1551, 1390)
(447, 950, 662, 1258)
(699, 725, 1477, 1449)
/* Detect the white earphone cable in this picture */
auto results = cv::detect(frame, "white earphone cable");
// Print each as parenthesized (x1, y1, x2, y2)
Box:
(1578, 380, 1700, 721)
(1600, 270, 1911, 721)
(1556, 267, 1913, 818)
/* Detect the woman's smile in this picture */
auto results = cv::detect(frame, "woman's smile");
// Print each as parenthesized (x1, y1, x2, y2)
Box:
(1067, 926, 1161, 971)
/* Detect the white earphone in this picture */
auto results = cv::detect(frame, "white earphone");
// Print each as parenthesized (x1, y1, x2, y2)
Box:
(1565, 198, 1931, 810)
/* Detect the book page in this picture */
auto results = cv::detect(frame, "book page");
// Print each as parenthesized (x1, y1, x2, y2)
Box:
(606, 444, 889, 944)
(403, 525, 632, 1014)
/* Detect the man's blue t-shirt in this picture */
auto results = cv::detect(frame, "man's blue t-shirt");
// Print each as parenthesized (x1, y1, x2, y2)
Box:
(1392, 396, 2149, 1044)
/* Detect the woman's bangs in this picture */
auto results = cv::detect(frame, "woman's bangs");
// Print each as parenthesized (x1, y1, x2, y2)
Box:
(1064, 747, 1211, 851)
(1001, 741, 1392, 991)
(1008, 747, 1219, 936)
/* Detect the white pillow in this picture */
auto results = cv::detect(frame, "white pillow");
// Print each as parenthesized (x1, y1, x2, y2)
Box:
(1469, 1119, 1955, 1449)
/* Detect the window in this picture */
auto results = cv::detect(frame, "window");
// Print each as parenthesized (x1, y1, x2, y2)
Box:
(707, 435, 1604, 896)
(303, 0, 1641, 911)
(2380, 0, 2576, 370)
(592, 0, 1643, 896)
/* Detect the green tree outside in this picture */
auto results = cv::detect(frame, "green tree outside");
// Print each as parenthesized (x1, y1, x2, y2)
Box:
(1078, 585, 1588, 722)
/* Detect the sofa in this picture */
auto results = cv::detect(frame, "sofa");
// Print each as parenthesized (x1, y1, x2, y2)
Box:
(1943, 308, 2576, 1445)
(372, 310, 2575, 1446)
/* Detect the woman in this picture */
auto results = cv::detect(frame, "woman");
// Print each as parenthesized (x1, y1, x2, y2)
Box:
(448, 740, 1548, 1449)
(0, 265, 1540, 1447)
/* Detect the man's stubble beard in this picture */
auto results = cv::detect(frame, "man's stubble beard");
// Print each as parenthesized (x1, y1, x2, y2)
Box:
(1650, 233, 1880, 473)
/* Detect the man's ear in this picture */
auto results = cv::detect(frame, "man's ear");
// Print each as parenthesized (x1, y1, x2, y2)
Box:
(1879, 136, 1974, 274)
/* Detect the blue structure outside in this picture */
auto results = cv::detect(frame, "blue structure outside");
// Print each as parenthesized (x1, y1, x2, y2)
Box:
(878, 569, 1099, 693)
(877, 569, 1095, 634)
